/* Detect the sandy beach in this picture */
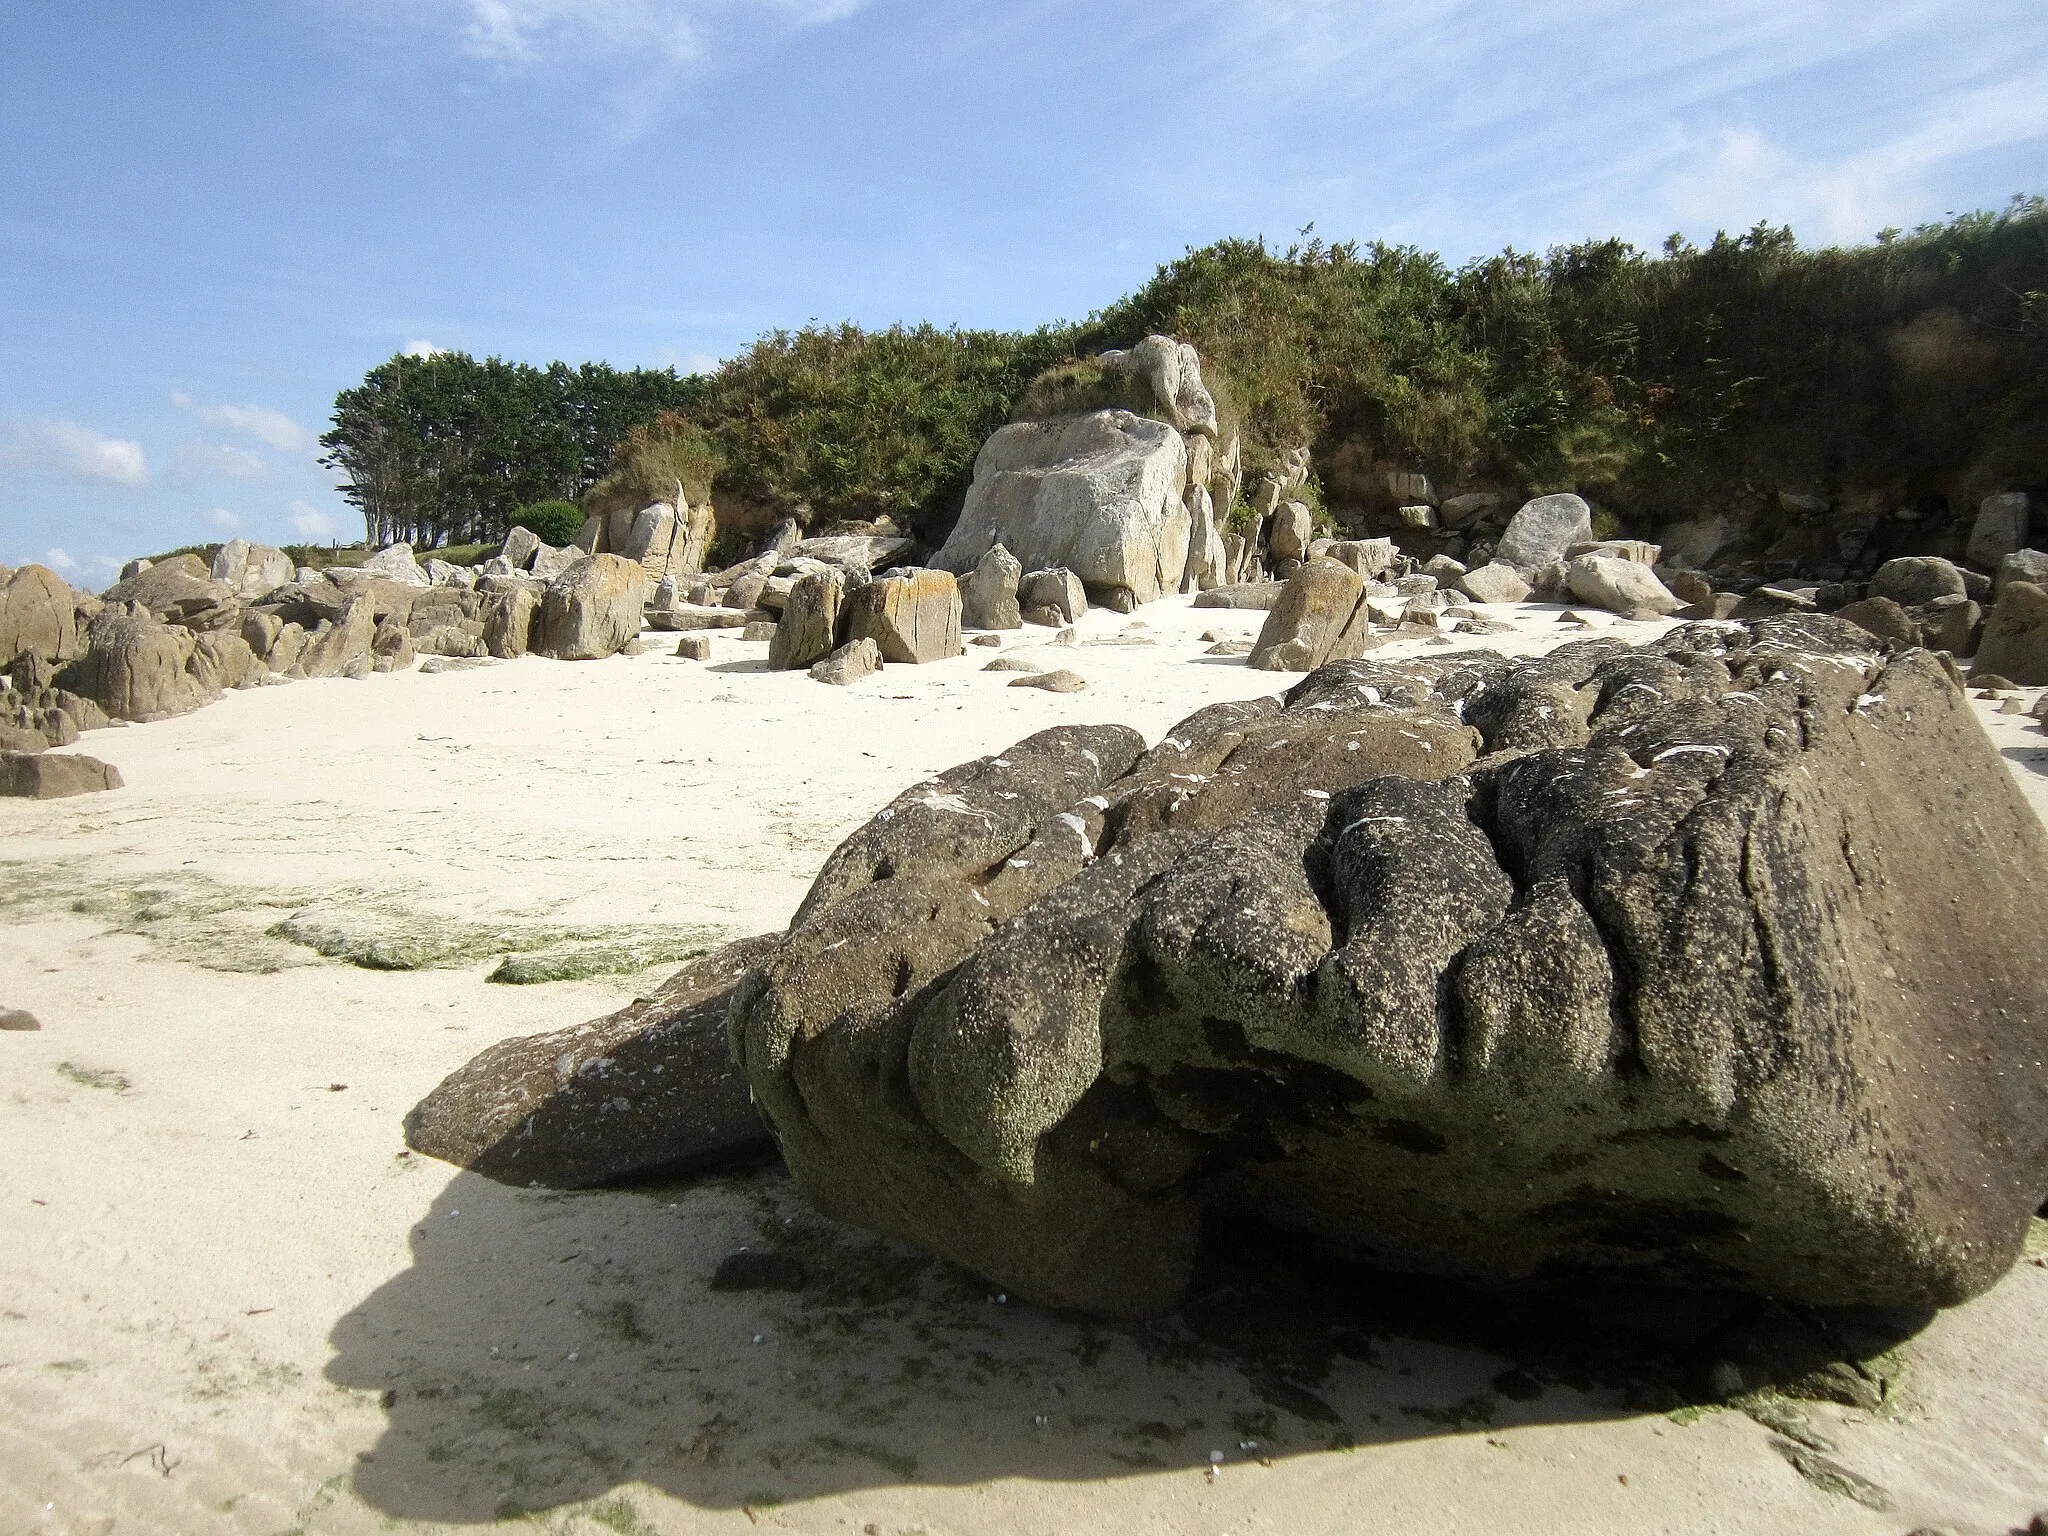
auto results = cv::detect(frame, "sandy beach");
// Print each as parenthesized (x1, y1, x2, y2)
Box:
(4, 597, 2046, 1536)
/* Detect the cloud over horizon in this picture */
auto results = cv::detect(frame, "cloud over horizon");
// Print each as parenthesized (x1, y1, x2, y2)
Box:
(1, 420, 149, 487)
(171, 393, 319, 455)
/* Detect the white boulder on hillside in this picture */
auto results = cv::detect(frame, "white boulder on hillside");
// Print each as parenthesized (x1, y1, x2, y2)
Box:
(1496, 493, 1594, 573)
(210, 539, 293, 600)
(1106, 335, 1218, 437)
(362, 543, 431, 587)
(935, 411, 1191, 606)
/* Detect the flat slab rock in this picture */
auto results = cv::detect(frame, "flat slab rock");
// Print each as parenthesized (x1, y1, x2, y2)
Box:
(0, 750, 123, 799)
(405, 933, 781, 1187)
(730, 616, 2048, 1317)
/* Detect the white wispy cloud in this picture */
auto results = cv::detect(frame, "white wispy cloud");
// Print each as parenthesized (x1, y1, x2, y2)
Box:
(209, 507, 243, 530)
(403, 339, 447, 359)
(1664, 66, 2048, 244)
(44, 548, 77, 572)
(291, 500, 344, 539)
(170, 393, 318, 454)
(1152, 0, 2046, 255)
(174, 441, 269, 484)
(352, 0, 867, 137)
(0, 420, 149, 486)
(427, 0, 864, 66)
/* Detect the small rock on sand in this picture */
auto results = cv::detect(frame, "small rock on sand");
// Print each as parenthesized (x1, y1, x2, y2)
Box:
(984, 657, 1041, 672)
(811, 638, 883, 685)
(675, 634, 713, 660)
(1009, 669, 1086, 692)
(0, 1009, 42, 1031)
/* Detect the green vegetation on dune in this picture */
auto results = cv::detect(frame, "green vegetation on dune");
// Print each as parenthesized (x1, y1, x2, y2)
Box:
(319, 200, 2048, 548)
(1084, 200, 2048, 505)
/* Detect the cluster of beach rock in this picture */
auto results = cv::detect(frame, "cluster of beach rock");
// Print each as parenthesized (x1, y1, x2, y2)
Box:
(7, 333, 2044, 803)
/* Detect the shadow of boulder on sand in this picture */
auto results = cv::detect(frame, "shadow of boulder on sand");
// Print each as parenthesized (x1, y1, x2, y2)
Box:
(325, 1164, 1930, 1523)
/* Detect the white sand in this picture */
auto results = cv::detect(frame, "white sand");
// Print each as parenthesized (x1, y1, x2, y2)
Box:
(2, 597, 2045, 1535)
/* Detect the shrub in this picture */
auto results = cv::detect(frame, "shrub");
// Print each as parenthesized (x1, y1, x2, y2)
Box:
(511, 500, 583, 548)
(584, 418, 725, 525)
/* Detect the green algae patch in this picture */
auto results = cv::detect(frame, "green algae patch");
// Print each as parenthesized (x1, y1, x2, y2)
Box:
(0, 858, 728, 984)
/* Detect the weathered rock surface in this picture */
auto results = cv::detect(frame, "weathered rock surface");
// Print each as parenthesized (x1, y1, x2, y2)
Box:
(646, 603, 749, 632)
(1110, 335, 1219, 436)
(1268, 501, 1313, 563)
(482, 586, 537, 659)
(0, 750, 123, 799)
(1872, 556, 1967, 608)
(810, 637, 882, 685)
(1322, 538, 1398, 579)
(962, 543, 1023, 631)
(297, 597, 378, 679)
(1019, 568, 1086, 625)
(1496, 493, 1594, 572)
(1997, 549, 2048, 597)
(1248, 561, 1376, 672)
(363, 543, 430, 587)
(66, 605, 208, 721)
(100, 557, 236, 631)
(1966, 493, 2032, 571)
(934, 412, 1190, 605)
(848, 570, 962, 663)
(1972, 580, 2048, 686)
(731, 618, 2048, 1317)
(1192, 582, 1285, 611)
(1009, 668, 1086, 693)
(787, 535, 914, 575)
(1565, 554, 1682, 619)
(534, 554, 645, 661)
(1837, 596, 1918, 647)
(768, 569, 846, 671)
(1180, 484, 1226, 593)
(210, 539, 293, 600)
(1457, 562, 1534, 605)
(406, 934, 781, 1188)
(0, 565, 79, 667)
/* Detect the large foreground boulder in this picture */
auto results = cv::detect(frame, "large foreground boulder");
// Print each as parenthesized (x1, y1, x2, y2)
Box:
(731, 617, 2048, 1317)
(406, 934, 780, 1187)
(934, 411, 1190, 606)
(534, 554, 646, 661)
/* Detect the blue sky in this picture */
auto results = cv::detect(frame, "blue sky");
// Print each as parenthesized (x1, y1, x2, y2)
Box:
(3, 0, 2043, 581)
